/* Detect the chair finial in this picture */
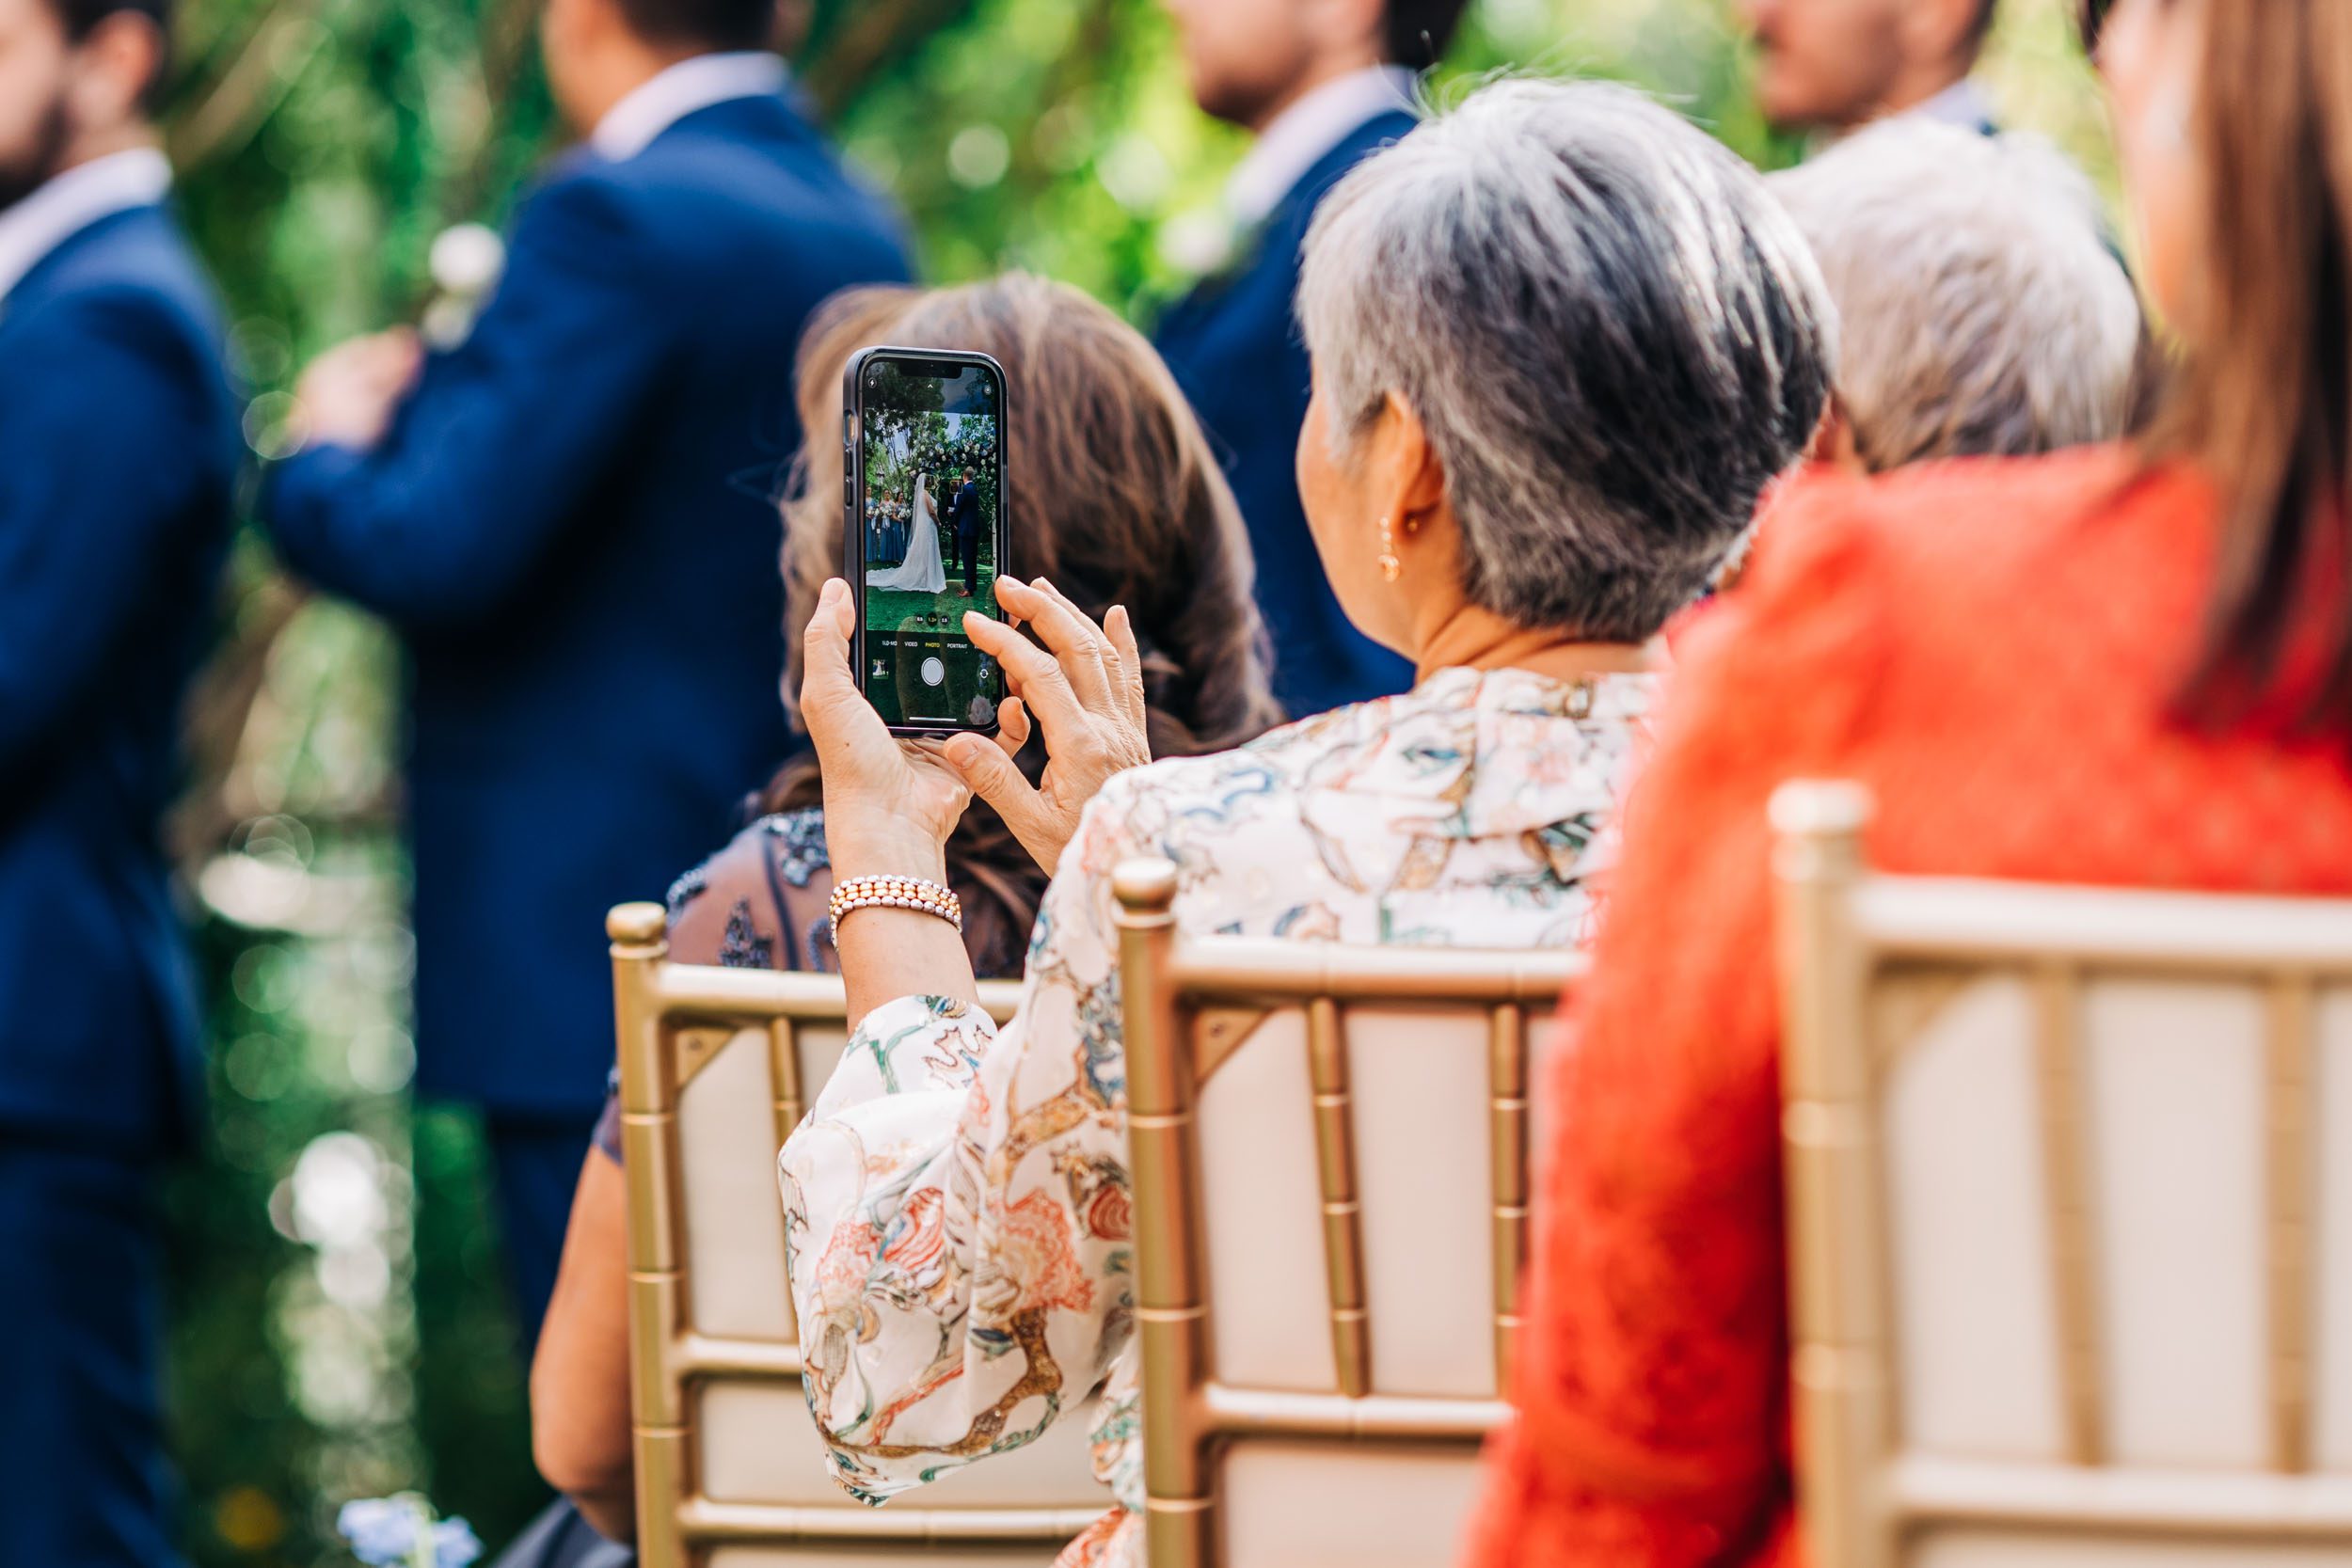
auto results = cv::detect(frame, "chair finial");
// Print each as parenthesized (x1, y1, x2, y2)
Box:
(608, 900, 668, 947)
(1768, 779, 1874, 838)
(1112, 857, 1180, 919)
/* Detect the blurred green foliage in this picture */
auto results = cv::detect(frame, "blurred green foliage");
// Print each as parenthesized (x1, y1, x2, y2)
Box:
(154, 1, 2109, 1562)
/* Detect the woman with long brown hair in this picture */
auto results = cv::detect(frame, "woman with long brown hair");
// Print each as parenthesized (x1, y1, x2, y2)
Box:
(524, 272, 1279, 1544)
(676, 275, 1279, 979)
(1464, 2, 2352, 1562)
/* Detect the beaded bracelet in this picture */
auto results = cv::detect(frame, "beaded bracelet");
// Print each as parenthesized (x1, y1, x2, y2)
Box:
(827, 874, 963, 942)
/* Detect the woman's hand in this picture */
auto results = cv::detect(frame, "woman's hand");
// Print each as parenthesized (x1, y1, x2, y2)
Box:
(800, 578, 969, 883)
(944, 577, 1151, 874)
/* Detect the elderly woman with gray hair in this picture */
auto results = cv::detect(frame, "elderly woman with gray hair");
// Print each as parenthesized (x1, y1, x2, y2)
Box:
(773, 78, 1835, 1568)
(1770, 118, 2141, 472)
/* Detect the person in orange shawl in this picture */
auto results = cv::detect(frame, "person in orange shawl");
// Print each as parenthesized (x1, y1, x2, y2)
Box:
(1465, 1, 2352, 1561)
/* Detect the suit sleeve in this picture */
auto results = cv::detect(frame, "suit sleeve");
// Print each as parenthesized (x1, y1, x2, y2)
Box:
(0, 291, 220, 780)
(262, 171, 673, 628)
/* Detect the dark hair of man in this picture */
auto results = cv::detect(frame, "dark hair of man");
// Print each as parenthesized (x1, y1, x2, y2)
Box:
(48, 0, 170, 108)
(51, 0, 165, 36)
(2076, 0, 2110, 52)
(611, 0, 772, 53)
(1381, 0, 1470, 72)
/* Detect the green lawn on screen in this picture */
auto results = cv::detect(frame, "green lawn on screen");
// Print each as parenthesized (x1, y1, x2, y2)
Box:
(864, 529, 998, 634)
(865, 543, 1002, 728)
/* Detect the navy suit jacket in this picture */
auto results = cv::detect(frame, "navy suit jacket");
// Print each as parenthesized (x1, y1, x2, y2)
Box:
(264, 92, 911, 1117)
(948, 481, 980, 540)
(0, 204, 237, 1149)
(1153, 110, 1419, 719)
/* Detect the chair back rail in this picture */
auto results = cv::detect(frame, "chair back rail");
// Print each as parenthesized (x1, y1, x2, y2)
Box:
(1111, 858, 1582, 1568)
(606, 903, 1098, 1568)
(1771, 781, 2352, 1568)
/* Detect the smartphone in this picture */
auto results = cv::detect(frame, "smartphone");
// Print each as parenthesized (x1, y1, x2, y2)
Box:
(841, 346, 1009, 736)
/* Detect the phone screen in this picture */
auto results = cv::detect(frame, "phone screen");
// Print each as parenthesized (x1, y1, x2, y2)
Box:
(852, 353, 1007, 733)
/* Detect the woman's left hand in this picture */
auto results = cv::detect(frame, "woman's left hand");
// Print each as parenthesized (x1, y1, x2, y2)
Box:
(800, 578, 970, 882)
(943, 576, 1152, 874)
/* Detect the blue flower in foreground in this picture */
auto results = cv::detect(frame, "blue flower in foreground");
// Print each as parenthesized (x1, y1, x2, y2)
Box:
(429, 1519, 484, 1568)
(336, 1497, 483, 1568)
(336, 1499, 414, 1566)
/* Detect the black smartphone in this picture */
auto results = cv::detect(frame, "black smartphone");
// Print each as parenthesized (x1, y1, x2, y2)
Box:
(841, 346, 1009, 736)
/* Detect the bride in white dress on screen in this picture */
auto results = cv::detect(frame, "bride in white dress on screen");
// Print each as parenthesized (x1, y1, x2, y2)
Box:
(867, 474, 946, 594)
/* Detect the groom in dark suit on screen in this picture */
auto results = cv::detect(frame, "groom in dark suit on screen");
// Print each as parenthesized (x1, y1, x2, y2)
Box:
(0, 0, 236, 1559)
(949, 467, 983, 598)
(259, 0, 910, 1339)
(1154, 0, 1468, 718)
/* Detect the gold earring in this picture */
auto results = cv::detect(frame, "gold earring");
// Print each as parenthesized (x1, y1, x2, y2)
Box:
(1377, 515, 1401, 582)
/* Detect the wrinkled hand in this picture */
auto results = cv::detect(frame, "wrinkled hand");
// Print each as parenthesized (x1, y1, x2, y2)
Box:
(294, 328, 423, 451)
(800, 578, 968, 881)
(943, 576, 1151, 874)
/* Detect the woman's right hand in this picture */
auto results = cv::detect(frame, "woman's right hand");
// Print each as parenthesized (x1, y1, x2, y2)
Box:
(945, 577, 1151, 874)
(799, 579, 970, 883)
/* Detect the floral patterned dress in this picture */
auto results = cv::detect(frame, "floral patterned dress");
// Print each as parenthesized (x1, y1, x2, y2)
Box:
(777, 666, 1654, 1567)
(667, 806, 839, 974)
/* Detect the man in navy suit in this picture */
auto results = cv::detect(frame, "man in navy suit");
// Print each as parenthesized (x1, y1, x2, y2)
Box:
(0, 0, 237, 1559)
(948, 468, 983, 598)
(1735, 0, 2001, 136)
(1153, 0, 1468, 718)
(261, 0, 910, 1340)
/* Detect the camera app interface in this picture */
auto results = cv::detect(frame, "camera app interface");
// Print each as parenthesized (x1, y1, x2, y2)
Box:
(859, 358, 1004, 730)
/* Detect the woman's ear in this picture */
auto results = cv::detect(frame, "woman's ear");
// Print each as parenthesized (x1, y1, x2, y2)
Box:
(1384, 391, 1450, 527)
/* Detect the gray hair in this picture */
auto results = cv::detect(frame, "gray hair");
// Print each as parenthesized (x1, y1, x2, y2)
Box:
(1297, 78, 1836, 642)
(1769, 119, 2140, 472)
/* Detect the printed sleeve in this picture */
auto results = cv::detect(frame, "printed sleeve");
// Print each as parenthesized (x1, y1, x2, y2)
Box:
(779, 787, 1147, 1501)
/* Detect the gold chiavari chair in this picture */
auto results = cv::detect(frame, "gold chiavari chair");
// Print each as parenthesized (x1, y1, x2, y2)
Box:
(1772, 781, 2352, 1568)
(606, 903, 1112, 1568)
(1110, 858, 1581, 1568)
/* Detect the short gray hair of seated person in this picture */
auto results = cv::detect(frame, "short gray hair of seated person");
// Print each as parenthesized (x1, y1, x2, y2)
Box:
(1768, 118, 2141, 472)
(1296, 78, 1837, 644)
